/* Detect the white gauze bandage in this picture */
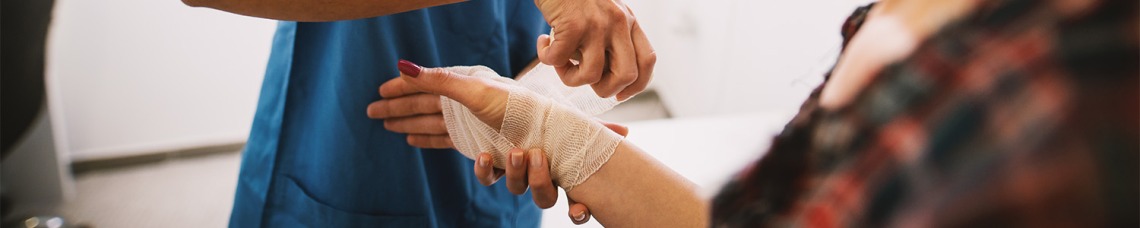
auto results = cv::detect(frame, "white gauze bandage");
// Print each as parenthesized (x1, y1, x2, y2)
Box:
(439, 64, 623, 190)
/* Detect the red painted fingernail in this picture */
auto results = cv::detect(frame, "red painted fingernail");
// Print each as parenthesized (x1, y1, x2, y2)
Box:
(397, 59, 422, 77)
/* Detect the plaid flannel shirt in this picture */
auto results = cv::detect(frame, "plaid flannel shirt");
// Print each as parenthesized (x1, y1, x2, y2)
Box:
(711, 0, 1139, 227)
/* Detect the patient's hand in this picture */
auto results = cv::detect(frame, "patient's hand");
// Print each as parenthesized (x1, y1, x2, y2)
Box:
(384, 60, 516, 130)
(367, 77, 453, 148)
(472, 123, 627, 225)
(367, 59, 546, 148)
(475, 148, 595, 224)
(375, 60, 631, 224)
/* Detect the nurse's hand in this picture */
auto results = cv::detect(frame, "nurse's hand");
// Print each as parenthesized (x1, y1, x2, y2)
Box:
(367, 74, 453, 149)
(535, 0, 656, 101)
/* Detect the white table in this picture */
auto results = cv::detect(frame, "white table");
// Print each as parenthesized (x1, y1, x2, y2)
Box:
(541, 112, 794, 227)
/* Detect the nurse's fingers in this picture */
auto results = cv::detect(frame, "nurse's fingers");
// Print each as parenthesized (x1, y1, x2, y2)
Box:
(592, 16, 638, 98)
(367, 93, 442, 119)
(542, 24, 586, 67)
(537, 34, 551, 60)
(382, 115, 447, 135)
(597, 119, 629, 137)
(526, 148, 557, 209)
(561, 38, 605, 87)
(538, 35, 583, 81)
(504, 148, 530, 195)
(406, 134, 453, 149)
(568, 197, 592, 225)
(474, 153, 505, 186)
(616, 16, 657, 101)
(379, 76, 421, 98)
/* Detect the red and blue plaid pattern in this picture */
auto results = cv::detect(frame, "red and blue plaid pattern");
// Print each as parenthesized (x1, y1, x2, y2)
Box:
(711, 0, 1138, 227)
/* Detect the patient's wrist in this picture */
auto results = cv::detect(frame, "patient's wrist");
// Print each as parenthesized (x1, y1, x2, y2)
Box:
(439, 64, 625, 190)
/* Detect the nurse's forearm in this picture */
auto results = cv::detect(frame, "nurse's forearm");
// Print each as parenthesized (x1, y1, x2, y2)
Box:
(182, 0, 464, 21)
(566, 141, 708, 227)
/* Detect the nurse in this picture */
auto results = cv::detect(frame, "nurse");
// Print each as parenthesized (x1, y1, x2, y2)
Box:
(182, 0, 655, 226)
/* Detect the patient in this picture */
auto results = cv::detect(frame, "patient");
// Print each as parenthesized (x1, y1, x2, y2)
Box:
(380, 0, 1138, 226)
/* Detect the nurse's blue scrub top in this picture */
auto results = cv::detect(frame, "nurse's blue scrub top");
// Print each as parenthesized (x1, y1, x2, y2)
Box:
(228, 1, 549, 227)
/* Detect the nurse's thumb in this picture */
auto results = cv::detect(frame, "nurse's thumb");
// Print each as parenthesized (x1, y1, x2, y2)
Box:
(397, 59, 485, 106)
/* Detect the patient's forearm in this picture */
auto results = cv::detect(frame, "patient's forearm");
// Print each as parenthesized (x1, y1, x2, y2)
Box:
(182, 0, 463, 22)
(567, 141, 708, 227)
(404, 62, 702, 225)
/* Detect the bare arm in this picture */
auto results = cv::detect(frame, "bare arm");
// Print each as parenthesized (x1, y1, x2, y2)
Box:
(393, 60, 704, 227)
(182, 0, 463, 21)
(566, 141, 707, 227)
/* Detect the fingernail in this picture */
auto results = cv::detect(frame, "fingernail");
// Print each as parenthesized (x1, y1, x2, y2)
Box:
(529, 150, 542, 168)
(478, 155, 490, 168)
(397, 59, 422, 77)
(573, 211, 587, 222)
(617, 93, 631, 102)
(511, 151, 524, 167)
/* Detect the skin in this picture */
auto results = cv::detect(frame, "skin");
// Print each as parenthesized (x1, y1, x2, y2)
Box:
(534, 0, 657, 100)
(476, 142, 705, 226)
(181, 0, 461, 22)
(821, 0, 977, 109)
(388, 1, 982, 225)
(473, 122, 629, 225)
(367, 60, 597, 222)
(395, 65, 707, 227)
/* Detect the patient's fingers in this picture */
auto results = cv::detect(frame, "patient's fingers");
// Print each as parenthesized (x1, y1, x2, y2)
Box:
(382, 115, 447, 134)
(378, 76, 421, 98)
(504, 148, 530, 195)
(405, 134, 453, 149)
(474, 153, 504, 186)
(527, 148, 558, 209)
(568, 197, 592, 225)
(367, 93, 442, 119)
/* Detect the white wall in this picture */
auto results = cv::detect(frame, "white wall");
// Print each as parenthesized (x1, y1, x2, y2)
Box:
(45, 0, 871, 160)
(630, 0, 874, 118)
(47, 0, 276, 161)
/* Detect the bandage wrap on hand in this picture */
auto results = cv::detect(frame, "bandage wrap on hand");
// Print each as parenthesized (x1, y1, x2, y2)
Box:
(439, 65, 623, 190)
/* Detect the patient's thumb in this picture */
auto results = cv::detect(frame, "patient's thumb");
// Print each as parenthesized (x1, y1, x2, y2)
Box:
(396, 59, 482, 106)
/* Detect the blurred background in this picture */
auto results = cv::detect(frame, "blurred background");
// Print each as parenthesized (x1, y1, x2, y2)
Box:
(4, 0, 872, 227)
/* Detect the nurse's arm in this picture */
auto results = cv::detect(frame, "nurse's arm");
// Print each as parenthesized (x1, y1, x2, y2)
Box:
(181, 0, 463, 21)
